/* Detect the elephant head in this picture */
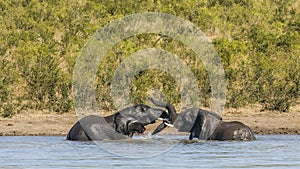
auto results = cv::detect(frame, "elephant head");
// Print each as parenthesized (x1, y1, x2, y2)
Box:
(118, 104, 170, 125)
(116, 103, 172, 135)
(149, 98, 222, 140)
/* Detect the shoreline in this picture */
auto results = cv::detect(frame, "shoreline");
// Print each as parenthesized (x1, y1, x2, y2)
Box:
(1, 105, 300, 136)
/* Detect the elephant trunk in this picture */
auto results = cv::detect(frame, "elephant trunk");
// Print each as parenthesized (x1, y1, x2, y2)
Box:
(149, 97, 178, 123)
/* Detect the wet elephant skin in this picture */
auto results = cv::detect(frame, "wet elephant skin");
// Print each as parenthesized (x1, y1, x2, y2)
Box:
(150, 98, 256, 141)
(67, 104, 169, 141)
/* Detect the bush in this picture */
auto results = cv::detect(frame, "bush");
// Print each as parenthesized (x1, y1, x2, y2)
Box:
(0, 57, 19, 117)
(1, 0, 299, 116)
(19, 51, 72, 113)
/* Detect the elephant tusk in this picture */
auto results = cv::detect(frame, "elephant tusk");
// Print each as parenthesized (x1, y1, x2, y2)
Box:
(164, 122, 174, 127)
(157, 118, 170, 121)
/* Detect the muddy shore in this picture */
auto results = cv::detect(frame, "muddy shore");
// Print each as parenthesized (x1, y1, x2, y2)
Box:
(1, 104, 299, 136)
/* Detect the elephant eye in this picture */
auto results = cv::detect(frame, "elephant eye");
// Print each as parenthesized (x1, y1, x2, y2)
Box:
(135, 105, 149, 112)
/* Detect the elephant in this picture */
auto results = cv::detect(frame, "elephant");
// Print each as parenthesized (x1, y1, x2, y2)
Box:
(150, 98, 256, 141)
(66, 104, 170, 141)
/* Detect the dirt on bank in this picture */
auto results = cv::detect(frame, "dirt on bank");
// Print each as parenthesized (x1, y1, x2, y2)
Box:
(0, 104, 299, 137)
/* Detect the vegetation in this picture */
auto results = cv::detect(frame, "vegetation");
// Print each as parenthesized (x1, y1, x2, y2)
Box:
(1, 0, 299, 117)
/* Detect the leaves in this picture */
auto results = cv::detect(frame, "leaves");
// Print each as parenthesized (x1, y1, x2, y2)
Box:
(1, 0, 299, 117)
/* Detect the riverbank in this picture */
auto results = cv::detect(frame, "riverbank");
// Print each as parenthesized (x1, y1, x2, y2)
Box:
(0, 104, 299, 136)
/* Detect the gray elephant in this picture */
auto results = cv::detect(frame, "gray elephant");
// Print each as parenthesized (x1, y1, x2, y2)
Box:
(150, 98, 256, 141)
(67, 104, 170, 141)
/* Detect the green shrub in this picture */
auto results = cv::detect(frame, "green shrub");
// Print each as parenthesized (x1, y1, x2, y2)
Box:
(21, 53, 72, 113)
(1, 0, 299, 116)
(0, 57, 19, 117)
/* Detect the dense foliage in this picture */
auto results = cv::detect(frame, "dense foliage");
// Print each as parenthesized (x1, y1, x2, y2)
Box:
(1, 0, 299, 117)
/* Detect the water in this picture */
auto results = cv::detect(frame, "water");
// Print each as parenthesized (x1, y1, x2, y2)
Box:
(0, 135, 299, 169)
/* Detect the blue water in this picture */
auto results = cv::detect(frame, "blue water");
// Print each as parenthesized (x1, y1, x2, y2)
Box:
(0, 135, 299, 169)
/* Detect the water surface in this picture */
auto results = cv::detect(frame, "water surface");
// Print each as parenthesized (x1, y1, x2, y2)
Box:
(0, 135, 299, 168)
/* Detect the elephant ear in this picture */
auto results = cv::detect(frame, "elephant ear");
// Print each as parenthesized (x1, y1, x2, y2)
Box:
(127, 121, 145, 137)
(198, 109, 222, 140)
(174, 108, 222, 140)
(173, 108, 199, 132)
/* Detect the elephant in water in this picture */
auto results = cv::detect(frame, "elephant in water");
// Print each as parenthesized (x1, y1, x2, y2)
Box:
(67, 104, 170, 141)
(150, 98, 256, 141)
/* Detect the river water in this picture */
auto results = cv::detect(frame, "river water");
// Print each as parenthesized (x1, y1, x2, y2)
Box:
(0, 135, 299, 169)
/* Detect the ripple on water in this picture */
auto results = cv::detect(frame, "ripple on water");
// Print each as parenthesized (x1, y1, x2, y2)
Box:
(0, 135, 299, 168)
